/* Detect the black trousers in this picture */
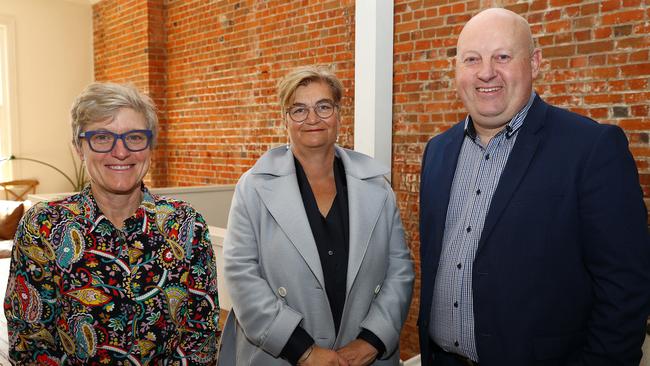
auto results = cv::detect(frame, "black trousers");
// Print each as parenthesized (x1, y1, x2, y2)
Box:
(430, 340, 479, 366)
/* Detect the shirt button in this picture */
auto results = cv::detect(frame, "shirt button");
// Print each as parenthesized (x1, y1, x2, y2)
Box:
(328, 250, 334, 256)
(453, 301, 458, 308)
(457, 263, 462, 269)
(466, 226, 471, 233)
(454, 341, 459, 347)
(476, 189, 481, 195)
(485, 154, 490, 160)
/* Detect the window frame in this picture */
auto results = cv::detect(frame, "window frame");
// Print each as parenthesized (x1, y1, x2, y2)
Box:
(0, 15, 19, 181)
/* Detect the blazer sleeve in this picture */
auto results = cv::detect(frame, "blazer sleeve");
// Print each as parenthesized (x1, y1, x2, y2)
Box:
(578, 125, 650, 365)
(223, 173, 305, 357)
(359, 183, 415, 358)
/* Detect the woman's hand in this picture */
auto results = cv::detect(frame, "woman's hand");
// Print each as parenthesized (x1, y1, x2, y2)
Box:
(299, 345, 350, 366)
(336, 339, 378, 366)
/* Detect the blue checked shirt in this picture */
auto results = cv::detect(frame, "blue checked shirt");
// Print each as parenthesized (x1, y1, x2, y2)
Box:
(429, 92, 536, 361)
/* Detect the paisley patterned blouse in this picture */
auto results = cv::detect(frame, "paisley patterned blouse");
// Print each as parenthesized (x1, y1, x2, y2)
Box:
(4, 185, 220, 365)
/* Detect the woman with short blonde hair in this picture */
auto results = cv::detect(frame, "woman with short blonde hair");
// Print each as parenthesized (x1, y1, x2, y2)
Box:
(5, 82, 220, 365)
(219, 66, 414, 366)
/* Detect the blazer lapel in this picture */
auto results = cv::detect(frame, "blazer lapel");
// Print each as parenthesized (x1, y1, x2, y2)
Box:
(433, 127, 465, 251)
(478, 97, 547, 252)
(346, 175, 387, 296)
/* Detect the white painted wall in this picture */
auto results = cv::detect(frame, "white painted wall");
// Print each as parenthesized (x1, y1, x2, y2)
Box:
(354, 0, 393, 178)
(0, 0, 93, 193)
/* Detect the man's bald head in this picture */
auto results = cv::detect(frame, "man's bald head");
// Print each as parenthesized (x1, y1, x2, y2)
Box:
(454, 8, 542, 142)
(458, 8, 535, 57)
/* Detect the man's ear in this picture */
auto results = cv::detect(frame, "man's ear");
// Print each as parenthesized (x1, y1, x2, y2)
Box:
(530, 48, 542, 79)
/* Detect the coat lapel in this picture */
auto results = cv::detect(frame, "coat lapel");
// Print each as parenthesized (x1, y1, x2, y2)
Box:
(334, 146, 390, 296)
(345, 175, 387, 296)
(478, 97, 547, 252)
(253, 148, 326, 289)
(251, 146, 392, 303)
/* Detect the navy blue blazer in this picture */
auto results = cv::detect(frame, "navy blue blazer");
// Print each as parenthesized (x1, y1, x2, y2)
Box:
(418, 96, 650, 365)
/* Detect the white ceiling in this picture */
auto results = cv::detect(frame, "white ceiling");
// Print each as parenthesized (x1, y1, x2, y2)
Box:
(59, 0, 101, 5)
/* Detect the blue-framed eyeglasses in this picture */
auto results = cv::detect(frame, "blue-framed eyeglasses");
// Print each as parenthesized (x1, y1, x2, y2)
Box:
(78, 129, 153, 153)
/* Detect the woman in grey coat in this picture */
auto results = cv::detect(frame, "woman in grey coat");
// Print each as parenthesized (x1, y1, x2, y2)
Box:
(218, 66, 414, 366)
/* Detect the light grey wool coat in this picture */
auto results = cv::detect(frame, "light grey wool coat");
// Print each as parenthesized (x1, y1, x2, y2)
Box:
(217, 145, 414, 366)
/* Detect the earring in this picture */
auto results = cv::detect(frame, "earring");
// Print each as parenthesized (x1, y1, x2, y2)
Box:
(286, 135, 290, 150)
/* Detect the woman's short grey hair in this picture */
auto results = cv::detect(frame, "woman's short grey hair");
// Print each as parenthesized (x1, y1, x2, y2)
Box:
(71, 82, 159, 149)
(277, 66, 344, 116)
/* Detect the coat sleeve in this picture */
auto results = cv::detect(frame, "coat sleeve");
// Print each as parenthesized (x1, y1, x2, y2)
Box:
(359, 183, 415, 358)
(578, 125, 650, 365)
(223, 173, 305, 357)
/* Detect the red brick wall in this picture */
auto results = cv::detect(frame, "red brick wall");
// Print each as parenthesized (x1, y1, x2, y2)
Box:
(94, 0, 356, 185)
(146, 0, 169, 185)
(93, 0, 168, 185)
(94, 0, 149, 85)
(392, 0, 650, 358)
(94, 0, 650, 360)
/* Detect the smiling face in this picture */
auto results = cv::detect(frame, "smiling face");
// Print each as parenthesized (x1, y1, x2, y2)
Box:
(77, 107, 151, 200)
(455, 8, 541, 137)
(286, 80, 339, 155)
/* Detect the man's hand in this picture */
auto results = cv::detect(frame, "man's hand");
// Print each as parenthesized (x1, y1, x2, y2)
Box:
(336, 339, 378, 366)
(300, 345, 350, 366)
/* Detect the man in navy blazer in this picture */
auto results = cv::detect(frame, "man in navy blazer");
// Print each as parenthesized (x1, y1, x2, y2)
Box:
(418, 8, 650, 366)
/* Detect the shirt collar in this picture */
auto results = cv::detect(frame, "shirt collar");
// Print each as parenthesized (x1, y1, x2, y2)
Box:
(464, 91, 536, 142)
(79, 183, 155, 233)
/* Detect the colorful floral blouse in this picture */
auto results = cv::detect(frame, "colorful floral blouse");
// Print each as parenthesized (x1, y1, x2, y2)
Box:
(4, 185, 220, 365)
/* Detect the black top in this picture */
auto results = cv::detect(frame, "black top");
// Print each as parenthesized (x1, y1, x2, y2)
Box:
(279, 156, 386, 365)
(296, 156, 350, 332)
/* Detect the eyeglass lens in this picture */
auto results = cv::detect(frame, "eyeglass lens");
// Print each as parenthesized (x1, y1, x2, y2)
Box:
(87, 130, 151, 152)
(288, 102, 336, 122)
